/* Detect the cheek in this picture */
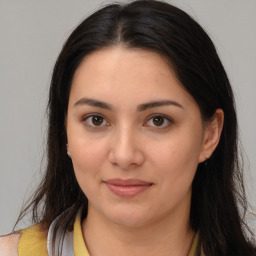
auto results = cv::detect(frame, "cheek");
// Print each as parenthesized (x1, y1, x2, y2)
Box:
(68, 135, 109, 192)
(70, 146, 103, 200)
(68, 123, 109, 166)
(71, 139, 108, 172)
(153, 135, 201, 170)
(150, 128, 202, 188)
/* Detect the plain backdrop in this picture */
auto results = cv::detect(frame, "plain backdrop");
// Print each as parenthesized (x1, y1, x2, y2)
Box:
(0, 0, 256, 234)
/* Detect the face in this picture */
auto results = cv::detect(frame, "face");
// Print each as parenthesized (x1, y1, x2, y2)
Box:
(66, 47, 209, 228)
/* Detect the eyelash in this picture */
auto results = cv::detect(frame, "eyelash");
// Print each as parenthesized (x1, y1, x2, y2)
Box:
(145, 114, 173, 128)
(82, 114, 173, 129)
(82, 114, 110, 129)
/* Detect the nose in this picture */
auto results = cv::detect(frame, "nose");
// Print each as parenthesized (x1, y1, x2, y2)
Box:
(108, 127, 145, 169)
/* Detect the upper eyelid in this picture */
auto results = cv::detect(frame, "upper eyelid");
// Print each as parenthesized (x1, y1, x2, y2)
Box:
(81, 113, 173, 125)
(82, 114, 110, 128)
(81, 113, 108, 121)
(146, 114, 173, 122)
(144, 114, 174, 127)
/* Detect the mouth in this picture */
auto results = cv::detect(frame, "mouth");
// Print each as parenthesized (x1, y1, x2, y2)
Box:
(103, 179, 153, 197)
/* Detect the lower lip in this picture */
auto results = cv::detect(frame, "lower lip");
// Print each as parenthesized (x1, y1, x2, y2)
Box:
(105, 183, 152, 197)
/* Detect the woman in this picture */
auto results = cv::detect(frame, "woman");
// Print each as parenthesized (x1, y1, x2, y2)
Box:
(0, 0, 255, 255)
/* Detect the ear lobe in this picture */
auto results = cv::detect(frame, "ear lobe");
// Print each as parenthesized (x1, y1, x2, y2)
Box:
(66, 143, 71, 157)
(198, 109, 224, 163)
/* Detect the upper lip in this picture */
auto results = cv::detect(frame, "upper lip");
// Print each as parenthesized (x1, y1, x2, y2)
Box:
(104, 179, 153, 186)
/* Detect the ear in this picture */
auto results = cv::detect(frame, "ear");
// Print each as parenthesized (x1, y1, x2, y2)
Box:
(66, 143, 71, 157)
(198, 109, 224, 163)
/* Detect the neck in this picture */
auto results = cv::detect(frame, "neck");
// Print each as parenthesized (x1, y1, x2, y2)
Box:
(82, 203, 195, 256)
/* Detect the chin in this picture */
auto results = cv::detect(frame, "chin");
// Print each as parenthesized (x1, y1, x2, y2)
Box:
(104, 207, 152, 228)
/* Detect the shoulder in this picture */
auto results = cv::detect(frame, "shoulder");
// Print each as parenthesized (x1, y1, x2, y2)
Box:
(0, 233, 20, 256)
(18, 224, 48, 255)
(0, 224, 48, 256)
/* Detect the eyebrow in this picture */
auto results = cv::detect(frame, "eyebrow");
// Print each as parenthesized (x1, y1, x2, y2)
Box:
(74, 98, 112, 110)
(73, 97, 183, 111)
(137, 100, 183, 111)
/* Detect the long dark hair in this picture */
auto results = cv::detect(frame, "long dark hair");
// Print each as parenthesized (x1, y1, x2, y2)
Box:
(16, 1, 255, 255)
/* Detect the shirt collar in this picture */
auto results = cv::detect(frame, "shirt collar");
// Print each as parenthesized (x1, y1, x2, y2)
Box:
(73, 211, 199, 256)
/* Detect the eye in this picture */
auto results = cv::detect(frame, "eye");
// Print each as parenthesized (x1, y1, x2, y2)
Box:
(145, 115, 172, 128)
(83, 115, 109, 128)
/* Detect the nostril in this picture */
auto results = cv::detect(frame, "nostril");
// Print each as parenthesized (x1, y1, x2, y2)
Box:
(108, 145, 145, 169)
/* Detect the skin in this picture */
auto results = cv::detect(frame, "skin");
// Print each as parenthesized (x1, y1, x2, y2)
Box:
(66, 47, 224, 256)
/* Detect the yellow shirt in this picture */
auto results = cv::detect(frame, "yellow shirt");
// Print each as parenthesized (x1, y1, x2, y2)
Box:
(18, 213, 198, 256)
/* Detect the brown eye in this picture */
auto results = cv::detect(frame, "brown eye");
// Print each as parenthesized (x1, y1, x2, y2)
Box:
(152, 116, 164, 126)
(145, 115, 172, 128)
(92, 116, 104, 126)
(84, 115, 109, 128)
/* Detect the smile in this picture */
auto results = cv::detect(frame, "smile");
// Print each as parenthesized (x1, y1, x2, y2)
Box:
(103, 179, 153, 197)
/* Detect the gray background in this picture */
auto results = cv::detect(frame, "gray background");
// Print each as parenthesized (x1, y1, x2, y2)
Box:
(0, 0, 256, 234)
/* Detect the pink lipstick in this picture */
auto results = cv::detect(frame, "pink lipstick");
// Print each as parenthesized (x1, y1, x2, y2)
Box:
(104, 179, 153, 197)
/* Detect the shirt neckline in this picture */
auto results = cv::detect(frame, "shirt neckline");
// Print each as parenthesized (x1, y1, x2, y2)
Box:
(73, 212, 199, 256)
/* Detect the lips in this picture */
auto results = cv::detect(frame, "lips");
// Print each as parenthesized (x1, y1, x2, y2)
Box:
(103, 179, 153, 197)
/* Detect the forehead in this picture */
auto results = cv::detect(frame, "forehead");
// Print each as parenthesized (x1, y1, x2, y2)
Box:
(69, 46, 196, 110)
